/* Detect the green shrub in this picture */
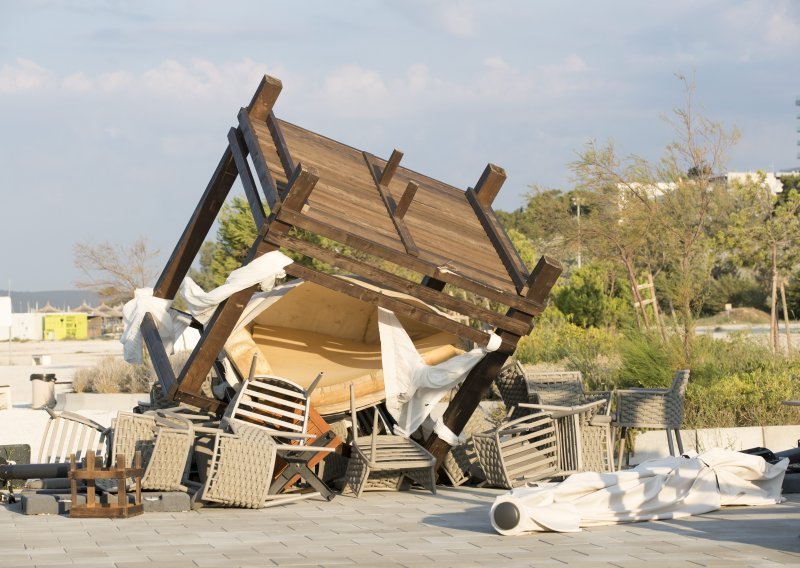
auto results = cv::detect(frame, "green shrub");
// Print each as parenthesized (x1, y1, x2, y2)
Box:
(684, 367, 800, 428)
(516, 305, 619, 389)
(553, 262, 634, 328)
(614, 330, 683, 388)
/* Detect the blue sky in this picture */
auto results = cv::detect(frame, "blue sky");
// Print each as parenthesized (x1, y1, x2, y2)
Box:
(1, 0, 799, 291)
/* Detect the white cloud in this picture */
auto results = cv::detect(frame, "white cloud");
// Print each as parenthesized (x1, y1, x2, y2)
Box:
(434, 0, 477, 38)
(0, 58, 52, 94)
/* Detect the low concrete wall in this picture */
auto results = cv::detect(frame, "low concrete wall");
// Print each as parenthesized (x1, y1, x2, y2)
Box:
(628, 425, 800, 465)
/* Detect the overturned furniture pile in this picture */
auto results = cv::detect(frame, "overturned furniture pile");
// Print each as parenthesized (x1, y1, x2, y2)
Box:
(76, 72, 561, 509)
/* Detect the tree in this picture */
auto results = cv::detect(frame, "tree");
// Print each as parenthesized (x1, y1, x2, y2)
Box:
(73, 237, 161, 305)
(725, 173, 800, 351)
(190, 197, 257, 289)
(570, 75, 739, 362)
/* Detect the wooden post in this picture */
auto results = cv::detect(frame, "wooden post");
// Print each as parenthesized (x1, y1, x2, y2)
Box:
(425, 255, 562, 467)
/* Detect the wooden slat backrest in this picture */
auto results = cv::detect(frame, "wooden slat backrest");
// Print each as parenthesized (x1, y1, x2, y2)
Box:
(38, 409, 109, 465)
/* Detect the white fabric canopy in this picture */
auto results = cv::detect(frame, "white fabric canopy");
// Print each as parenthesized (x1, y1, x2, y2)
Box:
(121, 251, 293, 364)
(378, 307, 501, 444)
(490, 448, 787, 535)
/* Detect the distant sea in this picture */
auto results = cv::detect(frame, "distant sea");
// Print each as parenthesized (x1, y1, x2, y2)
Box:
(1, 291, 100, 313)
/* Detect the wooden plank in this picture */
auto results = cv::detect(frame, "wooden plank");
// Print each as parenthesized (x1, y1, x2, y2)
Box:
(281, 163, 320, 213)
(379, 149, 403, 185)
(140, 313, 177, 395)
(276, 208, 543, 314)
(267, 111, 295, 180)
(474, 163, 506, 208)
(172, 285, 259, 404)
(238, 109, 280, 211)
(247, 75, 282, 123)
(465, 186, 528, 292)
(363, 152, 419, 256)
(425, 255, 563, 468)
(283, 263, 516, 351)
(395, 181, 417, 219)
(227, 127, 266, 229)
(266, 230, 531, 335)
(153, 146, 238, 299)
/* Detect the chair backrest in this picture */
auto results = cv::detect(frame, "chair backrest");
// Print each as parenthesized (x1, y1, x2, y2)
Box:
(228, 375, 311, 437)
(495, 363, 533, 420)
(525, 370, 585, 407)
(225, 355, 324, 440)
(37, 409, 110, 465)
(669, 369, 691, 398)
(349, 383, 380, 458)
(111, 411, 158, 466)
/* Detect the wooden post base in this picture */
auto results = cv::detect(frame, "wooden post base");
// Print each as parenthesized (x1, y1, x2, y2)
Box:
(68, 452, 144, 519)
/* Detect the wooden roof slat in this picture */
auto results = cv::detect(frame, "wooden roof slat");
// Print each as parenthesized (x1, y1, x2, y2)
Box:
(267, 110, 295, 180)
(465, 186, 528, 293)
(238, 109, 280, 211)
(363, 151, 419, 256)
(265, 229, 532, 336)
(276, 207, 544, 315)
(228, 127, 266, 229)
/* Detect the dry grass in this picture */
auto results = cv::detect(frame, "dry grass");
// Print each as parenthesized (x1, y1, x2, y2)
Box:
(72, 357, 151, 393)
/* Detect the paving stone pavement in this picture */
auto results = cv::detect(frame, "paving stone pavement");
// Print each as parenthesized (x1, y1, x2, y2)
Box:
(1, 487, 799, 567)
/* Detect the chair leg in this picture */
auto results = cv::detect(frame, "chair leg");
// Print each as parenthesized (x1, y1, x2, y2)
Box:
(666, 429, 676, 456)
(616, 427, 628, 469)
(674, 429, 684, 455)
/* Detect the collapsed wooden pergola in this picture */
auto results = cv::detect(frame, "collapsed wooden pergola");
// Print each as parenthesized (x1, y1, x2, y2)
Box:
(142, 74, 561, 466)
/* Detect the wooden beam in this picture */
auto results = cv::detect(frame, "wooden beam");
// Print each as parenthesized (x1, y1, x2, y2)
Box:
(268, 111, 295, 180)
(466, 186, 528, 293)
(281, 163, 319, 213)
(169, 228, 276, 408)
(227, 127, 266, 229)
(171, 286, 259, 403)
(474, 163, 506, 208)
(238, 109, 280, 211)
(276, 208, 545, 314)
(247, 75, 282, 123)
(379, 149, 404, 186)
(141, 313, 177, 395)
(153, 146, 238, 299)
(284, 263, 516, 351)
(394, 181, 418, 219)
(425, 254, 563, 468)
(266, 230, 531, 336)
(363, 152, 418, 256)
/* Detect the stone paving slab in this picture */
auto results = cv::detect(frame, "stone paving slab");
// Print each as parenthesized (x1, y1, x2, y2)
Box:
(0, 488, 799, 567)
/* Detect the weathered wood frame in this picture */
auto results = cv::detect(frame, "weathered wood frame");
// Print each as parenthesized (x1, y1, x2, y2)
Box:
(142, 74, 561, 464)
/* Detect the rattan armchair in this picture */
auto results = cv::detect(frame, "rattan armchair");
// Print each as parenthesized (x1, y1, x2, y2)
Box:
(496, 363, 615, 473)
(343, 384, 436, 497)
(472, 411, 560, 489)
(613, 369, 690, 466)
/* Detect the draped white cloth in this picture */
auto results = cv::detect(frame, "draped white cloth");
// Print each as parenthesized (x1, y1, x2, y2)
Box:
(378, 307, 501, 444)
(121, 251, 293, 364)
(490, 448, 787, 535)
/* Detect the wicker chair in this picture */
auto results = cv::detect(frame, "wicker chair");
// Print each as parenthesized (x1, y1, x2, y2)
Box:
(613, 369, 691, 466)
(98, 410, 196, 493)
(441, 405, 492, 486)
(523, 367, 615, 473)
(496, 363, 615, 473)
(472, 411, 560, 489)
(36, 408, 110, 466)
(343, 384, 436, 497)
